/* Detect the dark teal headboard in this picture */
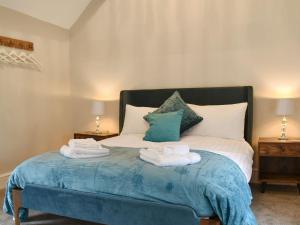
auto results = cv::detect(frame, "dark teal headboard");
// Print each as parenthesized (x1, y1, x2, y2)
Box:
(119, 86, 253, 144)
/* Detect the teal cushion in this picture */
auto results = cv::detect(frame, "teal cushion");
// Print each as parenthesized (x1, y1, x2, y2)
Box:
(143, 110, 184, 142)
(144, 91, 203, 133)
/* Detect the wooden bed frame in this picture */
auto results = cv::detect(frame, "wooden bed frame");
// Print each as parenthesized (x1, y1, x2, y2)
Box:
(11, 86, 253, 225)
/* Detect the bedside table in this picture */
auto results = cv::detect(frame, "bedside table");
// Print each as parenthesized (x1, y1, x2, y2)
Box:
(258, 137, 300, 194)
(74, 132, 118, 141)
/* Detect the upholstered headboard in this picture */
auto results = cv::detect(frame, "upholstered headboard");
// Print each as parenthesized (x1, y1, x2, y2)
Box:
(119, 86, 253, 144)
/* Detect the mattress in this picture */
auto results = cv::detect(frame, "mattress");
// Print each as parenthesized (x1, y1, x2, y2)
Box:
(100, 134, 254, 182)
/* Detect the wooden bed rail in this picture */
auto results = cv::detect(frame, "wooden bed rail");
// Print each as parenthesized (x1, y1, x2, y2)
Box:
(12, 189, 22, 225)
(201, 218, 222, 225)
(12, 188, 222, 225)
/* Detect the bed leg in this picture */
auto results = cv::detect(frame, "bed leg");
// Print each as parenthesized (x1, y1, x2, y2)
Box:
(200, 217, 222, 225)
(12, 189, 22, 225)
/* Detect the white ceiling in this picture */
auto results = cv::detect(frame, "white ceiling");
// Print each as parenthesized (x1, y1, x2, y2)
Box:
(0, 0, 92, 29)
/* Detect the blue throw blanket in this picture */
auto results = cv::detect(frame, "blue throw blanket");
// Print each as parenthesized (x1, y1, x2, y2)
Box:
(3, 146, 257, 225)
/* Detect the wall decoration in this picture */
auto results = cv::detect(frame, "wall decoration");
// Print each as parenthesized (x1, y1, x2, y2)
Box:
(0, 36, 41, 70)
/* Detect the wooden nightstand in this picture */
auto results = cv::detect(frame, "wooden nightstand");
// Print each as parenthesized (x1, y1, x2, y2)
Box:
(258, 137, 300, 194)
(74, 132, 118, 141)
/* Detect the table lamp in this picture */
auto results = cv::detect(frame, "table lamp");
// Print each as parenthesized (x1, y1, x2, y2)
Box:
(92, 101, 105, 134)
(276, 98, 295, 140)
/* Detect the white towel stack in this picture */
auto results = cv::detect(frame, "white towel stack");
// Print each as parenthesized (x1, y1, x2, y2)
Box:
(60, 138, 110, 159)
(140, 144, 201, 167)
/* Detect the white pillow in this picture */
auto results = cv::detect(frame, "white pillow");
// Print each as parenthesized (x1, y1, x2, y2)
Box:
(121, 105, 157, 135)
(183, 103, 248, 140)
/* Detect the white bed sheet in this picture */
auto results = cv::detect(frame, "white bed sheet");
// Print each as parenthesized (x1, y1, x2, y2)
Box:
(99, 134, 254, 182)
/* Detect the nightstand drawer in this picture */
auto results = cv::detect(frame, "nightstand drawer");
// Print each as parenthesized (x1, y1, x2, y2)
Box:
(260, 143, 300, 157)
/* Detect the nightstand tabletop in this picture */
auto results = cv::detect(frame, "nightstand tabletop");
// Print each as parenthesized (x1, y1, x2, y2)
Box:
(74, 132, 118, 141)
(259, 137, 300, 144)
(75, 131, 118, 137)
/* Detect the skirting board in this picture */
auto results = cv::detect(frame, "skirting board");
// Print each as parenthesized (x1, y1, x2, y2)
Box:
(0, 172, 11, 189)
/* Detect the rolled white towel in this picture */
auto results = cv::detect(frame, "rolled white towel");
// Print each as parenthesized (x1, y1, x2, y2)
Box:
(60, 145, 110, 159)
(186, 152, 201, 164)
(68, 138, 101, 149)
(161, 144, 190, 155)
(139, 149, 201, 167)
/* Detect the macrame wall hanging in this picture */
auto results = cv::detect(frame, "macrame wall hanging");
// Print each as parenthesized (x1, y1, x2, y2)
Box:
(0, 36, 41, 70)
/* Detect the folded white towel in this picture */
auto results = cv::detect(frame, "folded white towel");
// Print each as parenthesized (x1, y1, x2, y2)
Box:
(139, 149, 201, 167)
(68, 138, 101, 149)
(143, 149, 200, 164)
(71, 147, 110, 155)
(157, 144, 190, 156)
(60, 145, 110, 159)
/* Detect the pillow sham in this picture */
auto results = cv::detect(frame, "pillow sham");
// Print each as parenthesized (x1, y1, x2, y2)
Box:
(121, 105, 157, 135)
(144, 91, 203, 133)
(183, 103, 248, 140)
(144, 110, 184, 142)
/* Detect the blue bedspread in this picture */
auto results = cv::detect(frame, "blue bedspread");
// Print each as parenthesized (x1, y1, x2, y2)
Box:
(3, 146, 257, 225)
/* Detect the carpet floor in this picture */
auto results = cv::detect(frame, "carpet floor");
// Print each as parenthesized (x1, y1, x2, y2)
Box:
(1, 184, 299, 225)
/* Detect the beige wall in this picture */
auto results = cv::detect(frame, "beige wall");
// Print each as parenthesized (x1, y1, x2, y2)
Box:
(70, 0, 300, 179)
(0, 6, 72, 175)
(1, 0, 300, 180)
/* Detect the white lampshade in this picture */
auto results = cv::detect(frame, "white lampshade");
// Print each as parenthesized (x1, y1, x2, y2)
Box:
(92, 101, 105, 116)
(276, 98, 295, 116)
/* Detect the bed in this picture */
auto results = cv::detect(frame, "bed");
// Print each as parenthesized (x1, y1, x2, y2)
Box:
(3, 86, 256, 225)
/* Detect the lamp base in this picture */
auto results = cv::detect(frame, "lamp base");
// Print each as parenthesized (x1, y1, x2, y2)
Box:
(95, 115, 101, 134)
(278, 137, 288, 141)
(279, 116, 288, 141)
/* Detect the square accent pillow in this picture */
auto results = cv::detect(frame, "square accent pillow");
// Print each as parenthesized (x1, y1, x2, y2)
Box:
(144, 91, 203, 133)
(143, 110, 184, 142)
